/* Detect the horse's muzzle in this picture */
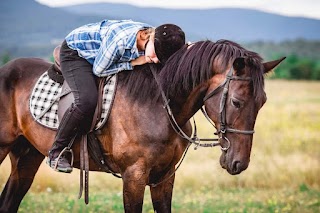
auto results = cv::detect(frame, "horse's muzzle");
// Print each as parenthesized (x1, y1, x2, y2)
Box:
(219, 152, 249, 175)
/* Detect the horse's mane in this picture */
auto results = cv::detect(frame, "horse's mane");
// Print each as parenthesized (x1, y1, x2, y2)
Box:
(119, 39, 264, 104)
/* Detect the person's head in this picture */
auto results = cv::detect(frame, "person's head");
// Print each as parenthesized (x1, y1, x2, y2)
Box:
(136, 28, 155, 51)
(136, 24, 186, 64)
(136, 28, 159, 63)
(154, 24, 185, 63)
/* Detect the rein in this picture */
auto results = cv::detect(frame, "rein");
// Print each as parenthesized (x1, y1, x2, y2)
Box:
(149, 65, 220, 149)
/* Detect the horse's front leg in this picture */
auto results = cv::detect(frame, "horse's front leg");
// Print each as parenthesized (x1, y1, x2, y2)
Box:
(150, 172, 175, 213)
(122, 162, 148, 213)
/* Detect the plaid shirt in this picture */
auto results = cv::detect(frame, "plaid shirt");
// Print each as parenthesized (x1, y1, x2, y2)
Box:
(65, 19, 153, 76)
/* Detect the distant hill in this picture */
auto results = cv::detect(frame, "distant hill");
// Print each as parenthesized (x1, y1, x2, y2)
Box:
(62, 3, 320, 42)
(0, 0, 104, 58)
(1, 0, 320, 58)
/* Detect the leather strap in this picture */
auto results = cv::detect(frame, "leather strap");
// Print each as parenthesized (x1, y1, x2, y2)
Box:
(84, 135, 89, 204)
(79, 136, 84, 200)
(79, 135, 90, 204)
(89, 78, 106, 131)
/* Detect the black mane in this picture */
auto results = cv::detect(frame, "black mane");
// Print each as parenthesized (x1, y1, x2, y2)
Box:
(119, 39, 264, 104)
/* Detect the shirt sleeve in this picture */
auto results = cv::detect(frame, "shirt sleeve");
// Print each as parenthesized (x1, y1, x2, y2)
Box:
(93, 37, 134, 77)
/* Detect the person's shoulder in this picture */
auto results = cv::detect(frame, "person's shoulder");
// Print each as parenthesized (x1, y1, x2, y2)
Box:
(109, 19, 153, 29)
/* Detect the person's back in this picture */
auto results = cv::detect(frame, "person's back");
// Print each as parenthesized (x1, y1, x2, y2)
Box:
(66, 20, 153, 65)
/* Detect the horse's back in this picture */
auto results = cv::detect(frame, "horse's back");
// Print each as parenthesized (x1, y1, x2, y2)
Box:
(0, 57, 50, 80)
(0, 58, 51, 102)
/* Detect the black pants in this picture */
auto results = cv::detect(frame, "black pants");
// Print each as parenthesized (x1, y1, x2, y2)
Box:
(60, 40, 98, 131)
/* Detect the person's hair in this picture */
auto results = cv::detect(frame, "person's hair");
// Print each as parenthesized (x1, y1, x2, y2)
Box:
(142, 28, 155, 40)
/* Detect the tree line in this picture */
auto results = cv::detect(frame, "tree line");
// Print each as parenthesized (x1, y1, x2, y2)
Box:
(269, 54, 320, 80)
(1, 39, 319, 80)
(244, 39, 320, 80)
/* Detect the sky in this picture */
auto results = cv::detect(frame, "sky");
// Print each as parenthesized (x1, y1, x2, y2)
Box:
(36, 0, 320, 20)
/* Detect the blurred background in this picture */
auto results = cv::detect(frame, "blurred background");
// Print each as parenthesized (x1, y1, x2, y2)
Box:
(0, 0, 319, 212)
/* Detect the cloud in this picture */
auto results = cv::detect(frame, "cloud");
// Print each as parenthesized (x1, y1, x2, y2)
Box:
(36, 0, 320, 20)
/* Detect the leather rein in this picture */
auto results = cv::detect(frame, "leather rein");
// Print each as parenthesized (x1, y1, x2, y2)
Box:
(149, 65, 255, 152)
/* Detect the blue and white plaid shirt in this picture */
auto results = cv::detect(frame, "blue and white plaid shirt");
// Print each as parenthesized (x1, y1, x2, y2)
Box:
(65, 19, 153, 76)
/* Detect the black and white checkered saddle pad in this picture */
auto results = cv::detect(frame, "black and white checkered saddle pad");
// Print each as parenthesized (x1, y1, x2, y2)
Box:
(29, 71, 117, 130)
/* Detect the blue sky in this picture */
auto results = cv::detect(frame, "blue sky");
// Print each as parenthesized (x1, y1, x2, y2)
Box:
(36, 0, 320, 20)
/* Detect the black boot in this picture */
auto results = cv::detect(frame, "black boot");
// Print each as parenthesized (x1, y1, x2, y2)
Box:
(47, 105, 84, 173)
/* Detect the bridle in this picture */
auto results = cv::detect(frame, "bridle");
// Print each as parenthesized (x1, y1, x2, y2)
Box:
(202, 67, 255, 151)
(150, 65, 255, 152)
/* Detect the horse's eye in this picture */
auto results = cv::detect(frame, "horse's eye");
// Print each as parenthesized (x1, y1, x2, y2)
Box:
(231, 99, 241, 109)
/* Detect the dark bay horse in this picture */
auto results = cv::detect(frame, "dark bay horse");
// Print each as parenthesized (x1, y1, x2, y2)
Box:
(0, 40, 284, 212)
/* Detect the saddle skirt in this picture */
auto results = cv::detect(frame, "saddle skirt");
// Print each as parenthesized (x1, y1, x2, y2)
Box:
(29, 71, 117, 130)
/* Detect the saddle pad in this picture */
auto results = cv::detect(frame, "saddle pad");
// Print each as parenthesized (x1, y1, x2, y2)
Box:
(29, 71, 117, 130)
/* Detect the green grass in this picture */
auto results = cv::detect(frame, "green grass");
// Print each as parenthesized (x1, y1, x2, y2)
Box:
(1, 80, 320, 212)
(18, 187, 319, 212)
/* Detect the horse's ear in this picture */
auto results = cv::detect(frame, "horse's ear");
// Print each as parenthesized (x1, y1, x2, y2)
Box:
(233, 57, 245, 75)
(263, 57, 286, 74)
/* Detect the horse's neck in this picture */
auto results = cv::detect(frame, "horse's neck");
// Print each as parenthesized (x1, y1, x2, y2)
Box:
(170, 83, 208, 126)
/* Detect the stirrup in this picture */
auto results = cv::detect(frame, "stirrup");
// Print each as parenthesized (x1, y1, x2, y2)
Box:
(46, 147, 74, 173)
(53, 147, 74, 171)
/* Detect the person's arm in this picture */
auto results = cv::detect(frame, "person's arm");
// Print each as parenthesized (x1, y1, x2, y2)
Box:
(131, 56, 148, 66)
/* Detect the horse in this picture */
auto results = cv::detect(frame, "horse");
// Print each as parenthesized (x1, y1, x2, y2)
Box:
(0, 39, 284, 213)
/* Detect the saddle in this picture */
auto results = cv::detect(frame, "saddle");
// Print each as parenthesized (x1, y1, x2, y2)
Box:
(50, 45, 120, 204)
(47, 45, 64, 84)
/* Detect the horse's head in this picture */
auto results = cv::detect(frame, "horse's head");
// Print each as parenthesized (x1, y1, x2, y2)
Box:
(152, 40, 284, 175)
(204, 56, 285, 175)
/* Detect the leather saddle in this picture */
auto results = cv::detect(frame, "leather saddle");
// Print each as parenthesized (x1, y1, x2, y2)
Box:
(47, 45, 64, 84)
(53, 45, 61, 71)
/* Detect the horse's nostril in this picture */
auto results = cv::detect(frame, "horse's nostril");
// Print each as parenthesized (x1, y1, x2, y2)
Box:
(232, 161, 241, 174)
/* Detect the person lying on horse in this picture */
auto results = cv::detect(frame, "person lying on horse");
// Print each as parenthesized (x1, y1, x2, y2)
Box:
(46, 19, 186, 173)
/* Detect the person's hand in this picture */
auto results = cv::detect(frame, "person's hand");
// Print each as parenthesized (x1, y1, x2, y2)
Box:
(131, 56, 148, 66)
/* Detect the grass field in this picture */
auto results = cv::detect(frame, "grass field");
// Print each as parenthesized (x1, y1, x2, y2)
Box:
(1, 80, 319, 212)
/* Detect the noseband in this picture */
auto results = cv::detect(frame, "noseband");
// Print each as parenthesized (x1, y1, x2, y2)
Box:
(202, 67, 255, 151)
(150, 65, 254, 151)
